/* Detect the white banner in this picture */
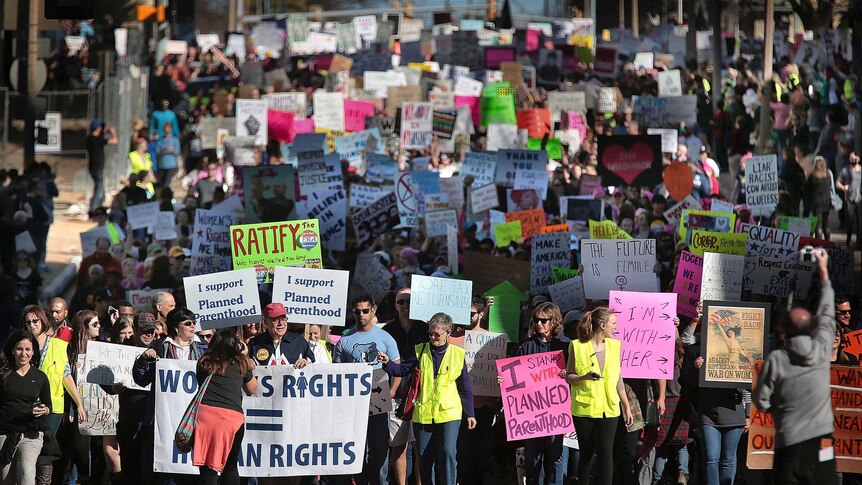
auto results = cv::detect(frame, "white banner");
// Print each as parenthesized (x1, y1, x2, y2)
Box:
(184, 268, 262, 330)
(236, 99, 269, 146)
(154, 360, 371, 476)
(580, 239, 658, 300)
(82, 340, 149, 391)
(271, 266, 350, 326)
(127, 202, 160, 230)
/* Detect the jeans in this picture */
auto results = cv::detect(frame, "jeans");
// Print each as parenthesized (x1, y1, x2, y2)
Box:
(653, 444, 690, 483)
(414, 420, 461, 485)
(524, 434, 566, 485)
(701, 424, 743, 485)
(0, 430, 43, 485)
(457, 406, 495, 485)
(356, 413, 390, 485)
(90, 171, 105, 213)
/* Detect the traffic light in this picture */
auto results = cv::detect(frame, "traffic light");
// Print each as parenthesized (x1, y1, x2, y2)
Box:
(44, 0, 94, 20)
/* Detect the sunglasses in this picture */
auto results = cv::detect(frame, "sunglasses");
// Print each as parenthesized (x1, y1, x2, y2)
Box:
(180, 320, 196, 327)
(25, 319, 41, 325)
(396, 299, 411, 306)
(197, 333, 213, 341)
(428, 331, 448, 338)
(89, 321, 101, 328)
(141, 330, 156, 335)
(837, 310, 851, 315)
(533, 317, 552, 325)
(470, 311, 479, 317)
(353, 308, 372, 315)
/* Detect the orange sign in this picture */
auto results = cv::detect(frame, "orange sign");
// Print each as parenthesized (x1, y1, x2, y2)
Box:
(516, 109, 552, 139)
(504, 208, 546, 240)
(539, 223, 570, 234)
(842, 329, 862, 359)
(663, 162, 693, 201)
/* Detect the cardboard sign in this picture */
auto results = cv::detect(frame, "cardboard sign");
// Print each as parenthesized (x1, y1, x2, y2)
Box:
(745, 155, 779, 217)
(457, 331, 508, 396)
(184, 268, 262, 330)
(425, 209, 458, 237)
(548, 276, 586, 312)
(190, 209, 236, 276)
(748, 365, 862, 473)
(663, 195, 699, 227)
(609, 291, 677, 379)
(589, 220, 632, 240)
(657, 69, 683, 97)
(494, 220, 522, 247)
(530, 232, 571, 295)
(400, 102, 433, 149)
(672, 251, 703, 318)
(466, 252, 530, 295)
(469, 183, 499, 213)
(235, 99, 269, 146)
(271, 266, 349, 326)
(497, 351, 575, 441)
(126, 201, 159, 230)
(581, 239, 658, 300)
(689, 231, 747, 257)
(505, 208, 546, 240)
(230, 219, 323, 280)
(596, 135, 663, 187)
(351, 191, 401, 248)
(409, 274, 472, 325)
(663, 162, 694, 201)
(700, 301, 768, 388)
(82, 341, 149, 391)
(701, 252, 745, 302)
(154, 361, 371, 476)
(647, 128, 679, 154)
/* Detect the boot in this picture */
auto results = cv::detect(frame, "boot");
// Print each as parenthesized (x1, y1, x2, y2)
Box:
(110, 472, 123, 485)
(35, 465, 52, 485)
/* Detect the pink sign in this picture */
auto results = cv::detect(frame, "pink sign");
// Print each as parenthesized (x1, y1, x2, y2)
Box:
(268, 109, 295, 142)
(290, 118, 315, 142)
(566, 112, 587, 142)
(344, 99, 375, 132)
(672, 251, 703, 318)
(496, 351, 574, 441)
(526, 29, 540, 52)
(608, 291, 676, 379)
(454, 95, 481, 126)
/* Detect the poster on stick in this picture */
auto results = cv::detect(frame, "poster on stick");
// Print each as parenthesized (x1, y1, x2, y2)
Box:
(457, 331, 508, 397)
(409, 274, 473, 325)
(184, 268, 262, 330)
(699, 301, 769, 388)
(272, 266, 349, 327)
(580, 239, 658, 300)
(608, 291, 677, 379)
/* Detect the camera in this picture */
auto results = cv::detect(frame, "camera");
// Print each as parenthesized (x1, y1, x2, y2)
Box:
(800, 245, 816, 263)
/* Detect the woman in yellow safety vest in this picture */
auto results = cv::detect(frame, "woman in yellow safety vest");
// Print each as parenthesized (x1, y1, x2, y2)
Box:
(563, 307, 633, 485)
(21, 305, 87, 436)
(379, 312, 476, 485)
(128, 137, 155, 196)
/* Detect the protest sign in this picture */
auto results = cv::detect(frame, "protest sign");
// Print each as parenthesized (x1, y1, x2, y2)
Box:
(530, 232, 571, 295)
(589, 220, 632, 239)
(231, 219, 323, 280)
(826, 246, 855, 296)
(242, 165, 296, 223)
(457, 331, 508, 397)
(561, 197, 603, 222)
(748, 364, 862, 473)
(295, 189, 347, 252)
(581, 239, 658, 300)
(672, 251, 703, 318)
(447, 225, 459, 274)
(411, 171, 440, 195)
(313, 91, 346, 131)
(541, 224, 571, 235)
(190, 209, 236, 276)
(344, 100, 376, 132)
(578, 175, 603, 196)
(387, 85, 422, 117)
(663, 195, 698, 227)
(630, 95, 697, 127)
(483, 281, 526, 342)
(461, 152, 498, 187)
(409, 274, 472, 325)
(351, 191, 401, 248)
(596, 135, 663, 187)
(264, 93, 307, 119)
(547, 90, 586, 121)
(708, 199, 734, 214)
(432, 109, 457, 139)
(700, 301, 769, 388)
(779, 215, 815, 236)
(154, 360, 371, 476)
(272, 266, 349, 326)
(680, 210, 735, 244)
(127, 289, 167, 313)
(154, 212, 178, 241)
(184, 268, 261, 330)
(486, 123, 526, 150)
(609, 291, 677, 379)
(400, 102, 433, 149)
(363, 71, 407, 98)
(689, 230, 747, 257)
(843, 330, 862, 360)
(235, 99, 269, 146)
(740, 224, 800, 297)
(701, 252, 745, 301)
(494, 220, 522, 247)
(465, 252, 530, 295)
(469, 183, 499, 213)
(495, 150, 547, 187)
(425, 209, 458, 238)
(497, 351, 574, 441)
(745, 155, 779, 216)
(548, 276, 585, 312)
(633, 52, 654, 71)
(349, 185, 385, 209)
(598, 87, 617, 113)
(527, 138, 563, 160)
(514, 169, 549, 200)
(507, 189, 541, 213)
(367, 369, 393, 416)
(394, 173, 419, 229)
(552, 266, 579, 283)
(297, 150, 329, 194)
(657, 69, 683, 97)
(504, 208, 546, 240)
(353, 254, 391, 303)
(82, 340, 149, 390)
(516, 109, 552, 139)
(480, 85, 517, 126)
(126, 202, 159, 230)
(663, 162, 694, 201)
(80, 226, 110, 256)
(76, 355, 118, 436)
(647, 128, 679, 154)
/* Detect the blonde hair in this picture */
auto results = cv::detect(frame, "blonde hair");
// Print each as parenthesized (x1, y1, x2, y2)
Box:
(576, 307, 615, 343)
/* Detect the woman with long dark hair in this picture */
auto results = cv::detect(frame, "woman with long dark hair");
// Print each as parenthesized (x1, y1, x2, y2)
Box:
(65, 310, 102, 485)
(0, 329, 52, 485)
(193, 329, 257, 484)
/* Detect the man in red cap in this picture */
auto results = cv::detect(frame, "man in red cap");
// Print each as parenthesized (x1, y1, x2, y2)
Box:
(249, 303, 313, 367)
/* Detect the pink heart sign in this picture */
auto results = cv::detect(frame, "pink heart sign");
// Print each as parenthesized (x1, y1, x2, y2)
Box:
(602, 142, 655, 185)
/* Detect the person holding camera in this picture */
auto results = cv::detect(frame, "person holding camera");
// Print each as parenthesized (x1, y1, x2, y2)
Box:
(753, 249, 837, 484)
(564, 307, 634, 485)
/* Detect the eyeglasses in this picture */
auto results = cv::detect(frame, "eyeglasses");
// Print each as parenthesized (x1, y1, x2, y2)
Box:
(428, 331, 448, 338)
(25, 319, 41, 325)
(141, 330, 156, 335)
(89, 321, 101, 328)
(837, 310, 851, 315)
(470, 311, 479, 317)
(180, 320, 196, 327)
(353, 308, 372, 315)
(197, 333, 213, 341)
(533, 317, 552, 325)
(396, 299, 410, 306)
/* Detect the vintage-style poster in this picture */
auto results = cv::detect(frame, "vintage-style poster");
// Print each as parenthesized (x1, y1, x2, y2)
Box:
(700, 301, 769, 388)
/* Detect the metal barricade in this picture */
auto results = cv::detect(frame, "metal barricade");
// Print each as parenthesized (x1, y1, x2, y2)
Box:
(100, 63, 150, 194)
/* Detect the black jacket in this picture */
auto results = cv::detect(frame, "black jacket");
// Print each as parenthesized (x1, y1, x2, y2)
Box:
(249, 332, 314, 366)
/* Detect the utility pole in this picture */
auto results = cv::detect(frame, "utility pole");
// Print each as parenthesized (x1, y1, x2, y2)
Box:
(711, 0, 721, 110)
(632, 0, 638, 36)
(757, 0, 774, 154)
(17, 0, 35, 167)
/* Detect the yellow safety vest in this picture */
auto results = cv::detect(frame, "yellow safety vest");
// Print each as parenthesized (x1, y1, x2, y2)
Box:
(128, 151, 155, 194)
(569, 338, 622, 418)
(413, 344, 466, 424)
(40, 337, 69, 414)
(106, 223, 122, 245)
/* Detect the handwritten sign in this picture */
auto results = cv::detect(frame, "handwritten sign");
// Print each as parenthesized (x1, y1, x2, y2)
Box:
(462, 152, 498, 187)
(494, 220, 522, 247)
(425, 209, 458, 238)
(745, 155, 779, 216)
(496, 351, 575, 440)
(230, 219, 323, 278)
(672, 251, 703, 318)
(578, 174, 602, 196)
(351, 191, 401, 248)
(548, 276, 585, 312)
(504, 208, 546, 240)
(701, 252, 744, 302)
(126, 201, 160, 230)
(740, 224, 800, 297)
(663, 195, 699, 227)
(689, 230, 747, 257)
(589, 220, 632, 239)
(581, 239, 658, 300)
(83, 340, 150, 391)
(76, 356, 118, 436)
(458, 331, 508, 396)
(400, 102, 433, 149)
(680, 210, 735, 244)
(530, 232, 571, 295)
(409, 274, 472, 325)
(469, 183, 499, 213)
(609, 291, 677, 379)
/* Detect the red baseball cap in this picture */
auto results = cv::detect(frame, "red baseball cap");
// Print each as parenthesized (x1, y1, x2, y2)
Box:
(264, 303, 288, 318)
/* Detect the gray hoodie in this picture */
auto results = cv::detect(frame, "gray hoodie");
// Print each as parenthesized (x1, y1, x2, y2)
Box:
(753, 281, 836, 448)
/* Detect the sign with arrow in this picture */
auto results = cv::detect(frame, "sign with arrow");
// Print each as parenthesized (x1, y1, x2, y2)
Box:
(608, 291, 676, 379)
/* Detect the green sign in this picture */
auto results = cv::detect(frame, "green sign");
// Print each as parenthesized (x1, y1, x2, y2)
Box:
(483, 281, 526, 343)
(230, 218, 323, 282)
